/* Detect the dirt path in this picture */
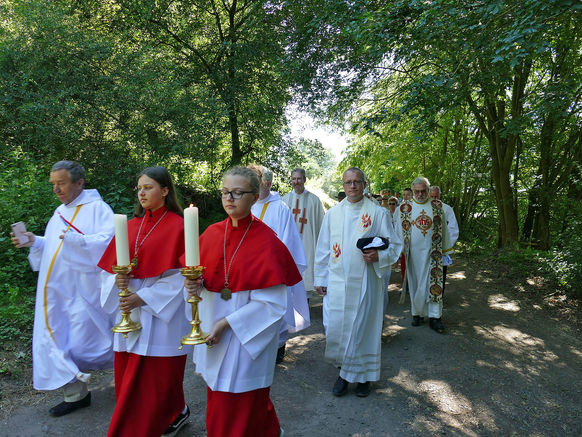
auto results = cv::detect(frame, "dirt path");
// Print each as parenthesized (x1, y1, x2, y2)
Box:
(2, 256, 581, 436)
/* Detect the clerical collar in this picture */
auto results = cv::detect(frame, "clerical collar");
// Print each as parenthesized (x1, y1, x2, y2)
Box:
(145, 205, 168, 219)
(229, 213, 253, 228)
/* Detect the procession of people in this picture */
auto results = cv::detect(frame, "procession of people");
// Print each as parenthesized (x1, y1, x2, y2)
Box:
(11, 160, 459, 436)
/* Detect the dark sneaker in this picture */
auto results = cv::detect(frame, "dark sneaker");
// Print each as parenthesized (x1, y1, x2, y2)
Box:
(429, 317, 444, 333)
(332, 376, 348, 397)
(49, 392, 91, 417)
(163, 405, 190, 435)
(276, 344, 286, 364)
(355, 382, 371, 397)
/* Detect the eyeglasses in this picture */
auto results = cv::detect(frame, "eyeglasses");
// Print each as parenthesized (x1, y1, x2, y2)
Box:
(343, 180, 363, 186)
(413, 190, 426, 195)
(220, 189, 254, 200)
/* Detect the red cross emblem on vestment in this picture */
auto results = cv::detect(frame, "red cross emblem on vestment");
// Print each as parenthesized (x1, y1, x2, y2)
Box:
(361, 213, 371, 229)
(293, 199, 308, 234)
(292, 199, 301, 222)
(332, 243, 341, 259)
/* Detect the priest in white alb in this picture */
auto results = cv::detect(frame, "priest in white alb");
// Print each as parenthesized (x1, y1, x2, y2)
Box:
(249, 165, 309, 364)
(314, 167, 402, 398)
(395, 177, 453, 333)
(282, 168, 325, 298)
(11, 161, 115, 417)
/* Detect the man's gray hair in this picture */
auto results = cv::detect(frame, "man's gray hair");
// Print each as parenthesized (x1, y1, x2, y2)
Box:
(291, 168, 306, 180)
(429, 185, 442, 196)
(343, 167, 366, 182)
(51, 161, 85, 183)
(225, 166, 260, 194)
(262, 166, 273, 183)
(411, 177, 430, 192)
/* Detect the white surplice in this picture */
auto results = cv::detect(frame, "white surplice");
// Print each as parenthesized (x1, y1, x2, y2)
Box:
(28, 189, 115, 390)
(282, 189, 325, 292)
(442, 202, 459, 266)
(252, 192, 310, 334)
(100, 269, 191, 357)
(314, 197, 402, 383)
(193, 284, 287, 392)
(394, 199, 453, 318)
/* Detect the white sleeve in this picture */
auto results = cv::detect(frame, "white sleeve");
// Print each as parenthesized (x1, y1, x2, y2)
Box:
(28, 236, 46, 271)
(61, 202, 115, 271)
(226, 284, 287, 360)
(137, 269, 185, 323)
(313, 212, 331, 287)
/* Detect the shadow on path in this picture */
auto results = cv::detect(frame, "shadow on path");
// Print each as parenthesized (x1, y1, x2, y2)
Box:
(2, 256, 581, 436)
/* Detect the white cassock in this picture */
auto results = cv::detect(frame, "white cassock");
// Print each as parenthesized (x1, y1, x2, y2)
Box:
(442, 202, 459, 266)
(100, 270, 191, 356)
(314, 197, 402, 383)
(252, 191, 310, 336)
(28, 189, 115, 390)
(193, 285, 287, 392)
(395, 199, 453, 318)
(282, 189, 325, 292)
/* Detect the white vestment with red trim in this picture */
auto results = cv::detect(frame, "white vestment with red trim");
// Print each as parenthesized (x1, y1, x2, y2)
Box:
(282, 189, 325, 292)
(314, 197, 402, 383)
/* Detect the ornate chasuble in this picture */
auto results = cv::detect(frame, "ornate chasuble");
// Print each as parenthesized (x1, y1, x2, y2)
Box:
(400, 198, 447, 303)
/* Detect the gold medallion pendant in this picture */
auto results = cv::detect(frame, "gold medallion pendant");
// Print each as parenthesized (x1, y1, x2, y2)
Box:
(220, 287, 232, 300)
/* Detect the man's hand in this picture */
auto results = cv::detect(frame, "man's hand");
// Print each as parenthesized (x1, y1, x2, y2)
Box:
(315, 286, 327, 296)
(184, 277, 203, 298)
(10, 232, 35, 248)
(362, 249, 379, 263)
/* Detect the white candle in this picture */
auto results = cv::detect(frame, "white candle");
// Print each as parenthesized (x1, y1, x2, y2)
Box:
(114, 214, 130, 266)
(184, 205, 200, 266)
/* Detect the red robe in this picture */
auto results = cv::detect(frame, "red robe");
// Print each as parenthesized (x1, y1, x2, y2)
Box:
(196, 214, 300, 437)
(99, 206, 187, 437)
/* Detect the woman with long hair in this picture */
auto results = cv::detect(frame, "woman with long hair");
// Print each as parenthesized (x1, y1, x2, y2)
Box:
(99, 166, 190, 436)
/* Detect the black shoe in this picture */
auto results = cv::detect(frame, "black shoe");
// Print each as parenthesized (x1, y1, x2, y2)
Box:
(411, 315, 423, 326)
(429, 317, 444, 333)
(163, 405, 190, 435)
(276, 345, 286, 364)
(49, 392, 91, 417)
(332, 376, 348, 397)
(355, 382, 371, 397)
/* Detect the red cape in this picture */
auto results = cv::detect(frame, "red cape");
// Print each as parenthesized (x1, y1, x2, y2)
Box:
(98, 206, 185, 278)
(190, 214, 302, 293)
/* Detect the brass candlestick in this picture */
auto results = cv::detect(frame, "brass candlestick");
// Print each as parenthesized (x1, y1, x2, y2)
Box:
(179, 265, 208, 349)
(111, 265, 142, 337)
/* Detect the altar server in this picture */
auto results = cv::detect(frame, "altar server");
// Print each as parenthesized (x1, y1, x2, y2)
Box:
(185, 166, 301, 437)
(98, 166, 190, 436)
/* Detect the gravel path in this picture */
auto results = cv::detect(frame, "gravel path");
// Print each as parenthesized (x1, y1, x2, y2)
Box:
(2, 257, 581, 436)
